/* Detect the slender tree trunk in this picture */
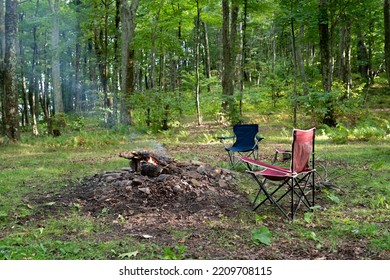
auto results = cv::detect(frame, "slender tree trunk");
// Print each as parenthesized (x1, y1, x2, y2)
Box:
(93, 2, 109, 110)
(112, 0, 120, 125)
(297, 25, 308, 95)
(4, 0, 20, 142)
(120, 0, 139, 125)
(384, 0, 390, 84)
(74, 0, 82, 113)
(19, 24, 29, 127)
(239, 0, 248, 116)
(339, 21, 352, 97)
(221, 0, 237, 122)
(0, 0, 5, 135)
(319, 0, 331, 92)
(27, 1, 39, 135)
(202, 21, 211, 92)
(291, 16, 298, 127)
(195, 0, 202, 126)
(319, 0, 336, 126)
(149, 2, 163, 91)
(48, 0, 64, 114)
(357, 31, 370, 85)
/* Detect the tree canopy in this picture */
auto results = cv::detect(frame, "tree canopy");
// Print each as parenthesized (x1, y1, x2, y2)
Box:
(0, 0, 388, 141)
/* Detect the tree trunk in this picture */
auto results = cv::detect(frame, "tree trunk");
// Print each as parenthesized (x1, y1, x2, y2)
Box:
(4, 0, 20, 142)
(291, 16, 298, 127)
(111, 0, 120, 126)
(319, 0, 331, 92)
(48, 0, 64, 114)
(384, 0, 390, 84)
(0, 0, 5, 135)
(239, 0, 248, 116)
(297, 25, 309, 95)
(319, 0, 336, 127)
(339, 21, 352, 97)
(221, 0, 237, 122)
(202, 21, 211, 92)
(93, 2, 109, 110)
(74, 0, 82, 113)
(120, 0, 139, 125)
(195, 0, 202, 126)
(357, 31, 370, 85)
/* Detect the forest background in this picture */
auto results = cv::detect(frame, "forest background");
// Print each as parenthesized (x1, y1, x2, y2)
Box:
(0, 0, 389, 138)
(0, 0, 389, 260)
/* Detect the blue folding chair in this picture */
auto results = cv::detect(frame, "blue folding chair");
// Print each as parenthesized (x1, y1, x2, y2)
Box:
(219, 124, 264, 168)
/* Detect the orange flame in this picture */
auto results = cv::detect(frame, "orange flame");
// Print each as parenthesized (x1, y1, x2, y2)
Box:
(147, 157, 158, 166)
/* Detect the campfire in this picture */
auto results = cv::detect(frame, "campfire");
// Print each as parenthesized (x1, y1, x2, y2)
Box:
(119, 150, 170, 177)
(34, 150, 248, 225)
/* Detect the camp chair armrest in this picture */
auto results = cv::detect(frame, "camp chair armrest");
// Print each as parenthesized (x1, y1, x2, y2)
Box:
(218, 135, 236, 149)
(256, 135, 264, 141)
(241, 156, 270, 169)
(217, 135, 235, 141)
(250, 135, 264, 150)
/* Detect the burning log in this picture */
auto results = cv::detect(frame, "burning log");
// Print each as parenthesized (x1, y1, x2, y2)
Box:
(119, 150, 174, 177)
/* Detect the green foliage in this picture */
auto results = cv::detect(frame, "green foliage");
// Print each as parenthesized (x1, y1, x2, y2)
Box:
(251, 226, 272, 246)
(369, 195, 389, 210)
(160, 245, 187, 260)
(323, 189, 341, 204)
(324, 117, 389, 143)
(324, 124, 350, 144)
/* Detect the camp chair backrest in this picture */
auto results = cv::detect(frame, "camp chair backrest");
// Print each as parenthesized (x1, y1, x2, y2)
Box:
(232, 124, 258, 149)
(291, 128, 315, 174)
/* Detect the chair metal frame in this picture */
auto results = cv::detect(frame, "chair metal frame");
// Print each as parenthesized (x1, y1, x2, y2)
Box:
(241, 128, 316, 220)
(219, 124, 263, 168)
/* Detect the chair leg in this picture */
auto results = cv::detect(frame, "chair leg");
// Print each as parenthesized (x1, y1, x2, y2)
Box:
(227, 151, 235, 167)
(290, 172, 316, 219)
(250, 174, 290, 219)
(312, 171, 315, 207)
(291, 178, 295, 219)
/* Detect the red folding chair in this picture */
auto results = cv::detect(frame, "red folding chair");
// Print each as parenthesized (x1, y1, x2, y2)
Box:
(241, 128, 316, 220)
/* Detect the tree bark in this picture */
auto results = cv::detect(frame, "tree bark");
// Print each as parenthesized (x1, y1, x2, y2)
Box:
(291, 16, 298, 127)
(339, 21, 352, 96)
(385, 0, 390, 84)
(221, 0, 237, 122)
(319, 0, 331, 92)
(319, 0, 336, 127)
(120, 0, 139, 125)
(111, 0, 120, 125)
(74, 0, 82, 113)
(4, 0, 20, 142)
(195, 0, 202, 126)
(0, 0, 5, 135)
(48, 0, 64, 114)
(202, 21, 211, 92)
(239, 0, 248, 116)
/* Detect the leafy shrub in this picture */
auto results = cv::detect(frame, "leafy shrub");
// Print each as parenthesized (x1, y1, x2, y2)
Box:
(352, 126, 386, 141)
(324, 124, 350, 144)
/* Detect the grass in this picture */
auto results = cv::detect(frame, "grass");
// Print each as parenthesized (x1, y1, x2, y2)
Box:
(0, 111, 389, 260)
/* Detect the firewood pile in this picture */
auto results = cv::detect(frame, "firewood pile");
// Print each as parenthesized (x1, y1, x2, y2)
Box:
(53, 150, 248, 218)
